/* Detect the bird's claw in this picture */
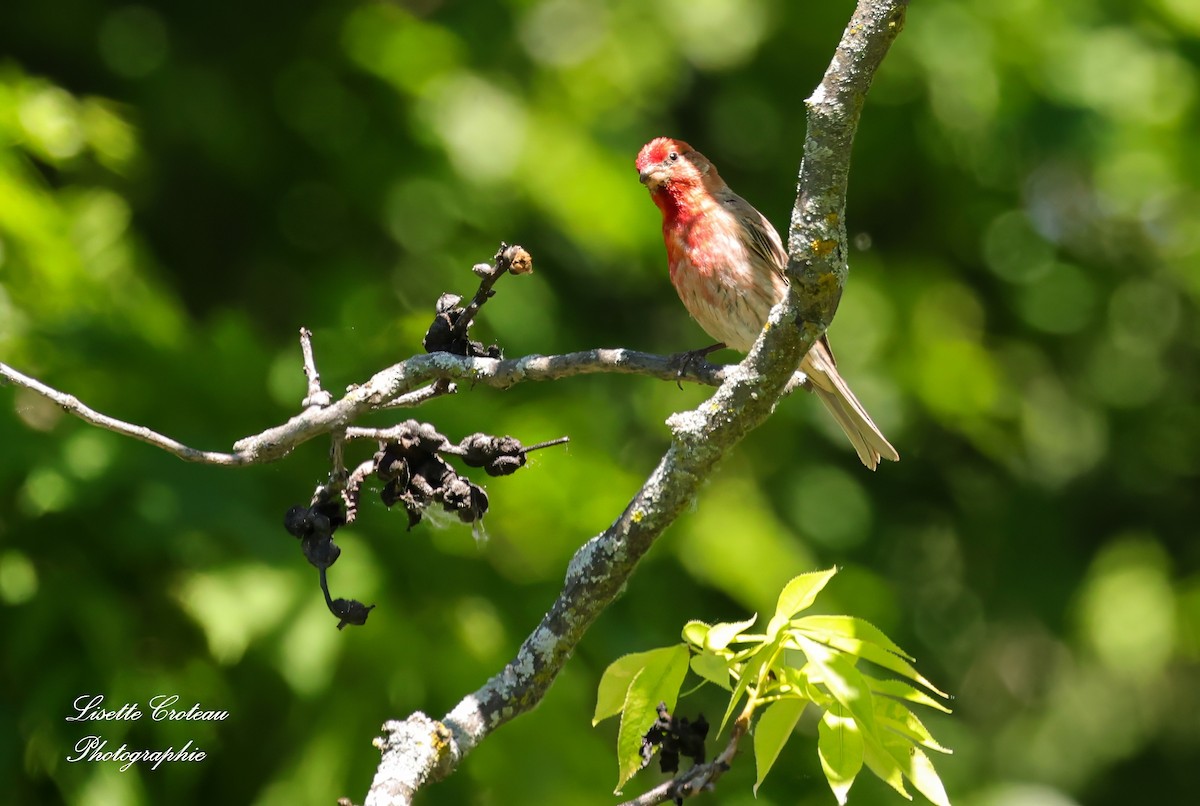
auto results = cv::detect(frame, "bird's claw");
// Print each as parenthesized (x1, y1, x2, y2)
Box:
(668, 343, 725, 389)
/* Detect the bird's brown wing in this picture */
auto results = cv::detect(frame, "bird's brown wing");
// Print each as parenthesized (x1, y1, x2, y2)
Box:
(720, 191, 789, 278)
(719, 189, 841, 362)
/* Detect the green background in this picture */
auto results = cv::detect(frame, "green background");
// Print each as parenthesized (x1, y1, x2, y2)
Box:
(2, 1, 1198, 804)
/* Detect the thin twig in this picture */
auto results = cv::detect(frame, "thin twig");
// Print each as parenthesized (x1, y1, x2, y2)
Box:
(380, 379, 457, 409)
(0, 362, 248, 465)
(449, 244, 531, 343)
(300, 327, 333, 408)
(520, 436, 570, 454)
(331, 432, 347, 478)
(341, 458, 376, 523)
(343, 425, 444, 444)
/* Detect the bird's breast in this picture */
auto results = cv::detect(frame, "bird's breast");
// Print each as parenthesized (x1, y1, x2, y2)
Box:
(662, 207, 778, 352)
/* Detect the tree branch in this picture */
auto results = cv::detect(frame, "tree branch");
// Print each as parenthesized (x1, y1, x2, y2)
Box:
(788, 0, 909, 329)
(300, 326, 334, 408)
(0, 361, 251, 466)
(361, 1, 908, 804)
(0, 348, 766, 467)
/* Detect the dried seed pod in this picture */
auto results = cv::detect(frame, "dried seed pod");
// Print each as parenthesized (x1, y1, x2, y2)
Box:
(284, 505, 314, 539)
(330, 598, 376, 629)
(374, 444, 410, 485)
(500, 244, 533, 275)
(458, 433, 527, 476)
(301, 534, 341, 570)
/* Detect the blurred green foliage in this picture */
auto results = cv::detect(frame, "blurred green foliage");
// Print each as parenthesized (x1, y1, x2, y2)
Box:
(1, 1, 1198, 805)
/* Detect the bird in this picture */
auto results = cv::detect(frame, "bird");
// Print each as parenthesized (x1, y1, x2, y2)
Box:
(635, 136, 898, 469)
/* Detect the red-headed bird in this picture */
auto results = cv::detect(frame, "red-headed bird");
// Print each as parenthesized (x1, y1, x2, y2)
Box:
(635, 137, 898, 469)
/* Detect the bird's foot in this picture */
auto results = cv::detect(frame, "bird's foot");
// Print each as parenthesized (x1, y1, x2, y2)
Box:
(668, 342, 725, 389)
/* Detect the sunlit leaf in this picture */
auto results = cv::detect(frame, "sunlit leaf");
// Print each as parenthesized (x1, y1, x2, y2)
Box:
(682, 620, 710, 647)
(868, 678, 953, 714)
(705, 614, 758, 651)
(614, 644, 690, 791)
(796, 663, 833, 708)
(776, 660, 815, 699)
(792, 634, 877, 738)
(753, 697, 806, 794)
(818, 703, 864, 805)
(904, 745, 952, 806)
(594, 651, 649, 726)
(862, 721, 952, 806)
(690, 650, 733, 690)
(767, 611, 790, 642)
(594, 645, 685, 726)
(862, 729, 911, 801)
(773, 567, 838, 622)
(613, 666, 652, 792)
(789, 621, 948, 698)
(718, 639, 771, 735)
(794, 614, 914, 660)
(875, 698, 953, 754)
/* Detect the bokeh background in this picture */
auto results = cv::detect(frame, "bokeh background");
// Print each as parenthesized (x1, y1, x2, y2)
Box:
(2, 1, 1198, 804)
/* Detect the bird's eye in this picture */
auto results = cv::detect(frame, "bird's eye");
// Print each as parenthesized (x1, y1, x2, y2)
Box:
(668, 151, 678, 162)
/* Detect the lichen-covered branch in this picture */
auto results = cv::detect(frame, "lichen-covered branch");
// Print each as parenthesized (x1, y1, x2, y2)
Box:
(788, 0, 909, 333)
(361, 2, 908, 804)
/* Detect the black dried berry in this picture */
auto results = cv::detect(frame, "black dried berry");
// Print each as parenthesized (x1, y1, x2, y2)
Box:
(301, 535, 341, 570)
(284, 505, 312, 538)
(330, 598, 376, 629)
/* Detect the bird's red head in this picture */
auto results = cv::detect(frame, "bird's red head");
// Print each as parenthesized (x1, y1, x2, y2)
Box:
(635, 137, 715, 194)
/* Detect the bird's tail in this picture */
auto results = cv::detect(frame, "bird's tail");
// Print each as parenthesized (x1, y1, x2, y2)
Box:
(800, 338, 899, 470)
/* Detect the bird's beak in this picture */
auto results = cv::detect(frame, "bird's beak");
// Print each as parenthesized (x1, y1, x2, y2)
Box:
(639, 166, 663, 188)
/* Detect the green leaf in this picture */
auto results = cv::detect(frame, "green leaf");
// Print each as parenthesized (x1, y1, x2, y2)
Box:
(860, 722, 953, 806)
(773, 568, 838, 622)
(818, 704, 864, 805)
(613, 666, 652, 792)
(718, 639, 771, 735)
(867, 678, 953, 715)
(794, 614, 914, 659)
(595, 646, 681, 726)
(875, 698, 953, 754)
(792, 634, 877, 739)
(767, 612, 790, 643)
(903, 745, 952, 806)
(690, 650, 733, 690)
(705, 614, 758, 651)
(776, 660, 815, 699)
(861, 729, 911, 801)
(682, 620, 710, 647)
(594, 645, 692, 726)
(789, 620, 948, 699)
(753, 697, 806, 794)
(613, 644, 690, 792)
